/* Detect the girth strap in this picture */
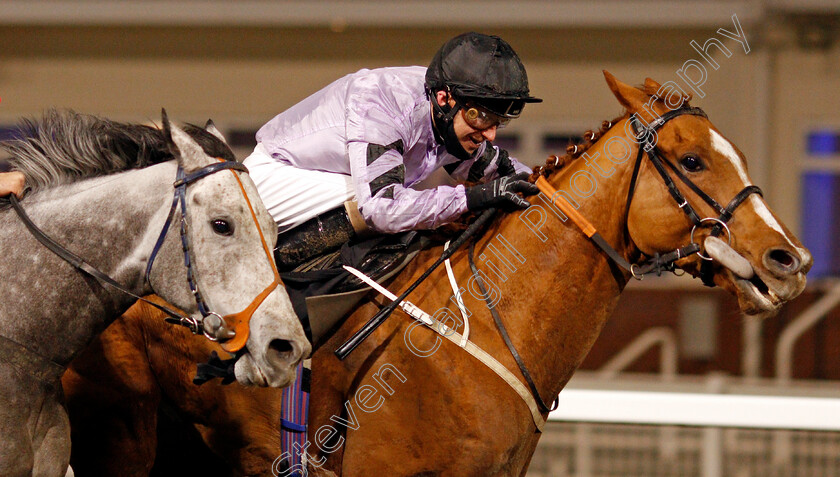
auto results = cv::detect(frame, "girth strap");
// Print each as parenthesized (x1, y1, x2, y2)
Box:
(468, 242, 559, 417)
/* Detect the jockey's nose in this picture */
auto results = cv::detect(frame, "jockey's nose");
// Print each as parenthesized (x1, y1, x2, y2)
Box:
(481, 126, 497, 142)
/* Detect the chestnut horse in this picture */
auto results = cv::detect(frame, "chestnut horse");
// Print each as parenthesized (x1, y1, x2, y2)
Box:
(63, 72, 811, 476)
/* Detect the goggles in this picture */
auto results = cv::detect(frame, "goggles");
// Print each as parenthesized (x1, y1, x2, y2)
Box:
(456, 99, 511, 131)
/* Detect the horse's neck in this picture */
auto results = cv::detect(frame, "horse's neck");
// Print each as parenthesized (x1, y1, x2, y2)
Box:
(486, 121, 639, 399)
(0, 162, 176, 367)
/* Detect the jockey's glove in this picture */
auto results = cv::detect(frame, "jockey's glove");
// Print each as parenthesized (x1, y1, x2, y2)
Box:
(466, 172, 539, 212)
(495, 149, 517, 177)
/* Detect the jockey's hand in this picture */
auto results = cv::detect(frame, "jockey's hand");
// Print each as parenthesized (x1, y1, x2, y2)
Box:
(0, 171, 25, 199)
(466, 172, 539, 212)
(495, 149, 517, 177)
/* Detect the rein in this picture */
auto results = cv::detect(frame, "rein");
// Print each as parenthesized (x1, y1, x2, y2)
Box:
(467, 241, 558, 417)
(9, 192, 196, 334)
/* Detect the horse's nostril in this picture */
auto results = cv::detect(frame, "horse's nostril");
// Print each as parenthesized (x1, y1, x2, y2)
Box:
(269, 339, 295, 361)
(770, 249, 793, 267)
(766, 248, 801, 274)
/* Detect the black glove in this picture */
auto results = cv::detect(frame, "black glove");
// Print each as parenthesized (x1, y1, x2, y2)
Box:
(466, 172, 539, 212)
(495, 149, 517, 177)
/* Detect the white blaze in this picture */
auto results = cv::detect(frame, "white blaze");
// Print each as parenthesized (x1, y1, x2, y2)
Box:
(708, 129, 806, 257)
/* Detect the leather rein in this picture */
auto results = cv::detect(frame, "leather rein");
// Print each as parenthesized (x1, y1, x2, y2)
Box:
(9, 160, 280, 354)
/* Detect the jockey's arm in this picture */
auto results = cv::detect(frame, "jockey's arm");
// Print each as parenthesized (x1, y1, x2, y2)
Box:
(344, 83, 533, 234)
(442, 143, 539, 212)
(0, 171, 25, 198)
(348, 140, 536, 233)
(348, 138, 470, 234)
(344, 94, 475, 234)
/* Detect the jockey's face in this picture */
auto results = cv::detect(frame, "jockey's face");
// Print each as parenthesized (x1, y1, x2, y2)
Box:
(436, 92, 500, 155)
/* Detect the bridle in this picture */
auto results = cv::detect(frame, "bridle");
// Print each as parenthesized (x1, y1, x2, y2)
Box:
(624, 106, 763, 285)
(143, 159, 281, 352)
(11, 159, 280, 354)
(537, 106, 762, 282)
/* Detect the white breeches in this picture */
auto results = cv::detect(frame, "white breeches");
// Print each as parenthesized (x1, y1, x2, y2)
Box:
(243, 144, 356, 233)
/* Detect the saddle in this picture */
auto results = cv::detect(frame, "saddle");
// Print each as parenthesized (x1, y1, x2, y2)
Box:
(279, 228, 431, 350)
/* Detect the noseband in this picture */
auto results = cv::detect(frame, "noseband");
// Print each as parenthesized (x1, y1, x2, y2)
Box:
(626, 107, 763, 285)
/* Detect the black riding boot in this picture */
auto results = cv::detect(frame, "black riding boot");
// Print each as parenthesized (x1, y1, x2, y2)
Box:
(274, 206, 356, 271)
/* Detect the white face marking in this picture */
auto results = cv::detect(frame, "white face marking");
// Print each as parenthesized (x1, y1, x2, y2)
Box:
(709, 129, 807, 256)
(709, 129, 751, 185)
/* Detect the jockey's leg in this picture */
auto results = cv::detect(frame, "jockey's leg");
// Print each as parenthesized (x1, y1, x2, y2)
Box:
(245, 144, 368, 269)
(273, 203, 363, 269)
(244, 144, 356, 233)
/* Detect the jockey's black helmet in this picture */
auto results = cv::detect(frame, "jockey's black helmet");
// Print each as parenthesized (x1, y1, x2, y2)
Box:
(425, 32, 542, 118)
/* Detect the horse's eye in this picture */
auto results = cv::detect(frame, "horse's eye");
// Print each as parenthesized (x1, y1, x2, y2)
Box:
(680, 154, 704, 172)
(211, 219, 234, 236)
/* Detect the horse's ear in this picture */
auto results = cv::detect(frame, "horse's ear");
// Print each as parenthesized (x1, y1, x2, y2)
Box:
(603, 70, 650, 116)
(643, 77, 662, 94)
(204, 119, 228, 144)
(161, 109, 213, 172)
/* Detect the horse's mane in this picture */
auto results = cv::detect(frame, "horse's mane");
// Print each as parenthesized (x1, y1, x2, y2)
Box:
(1, 109, 234, 193)
(530, 115, 626, 181)
(531, 84, 692, 180)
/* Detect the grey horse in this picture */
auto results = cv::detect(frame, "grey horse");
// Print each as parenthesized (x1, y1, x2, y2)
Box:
(0, 111, 310, 476)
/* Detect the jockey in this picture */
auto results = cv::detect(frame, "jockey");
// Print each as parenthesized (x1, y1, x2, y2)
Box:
(0, 171, 25, 198)
(244, 32, 541, 265)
